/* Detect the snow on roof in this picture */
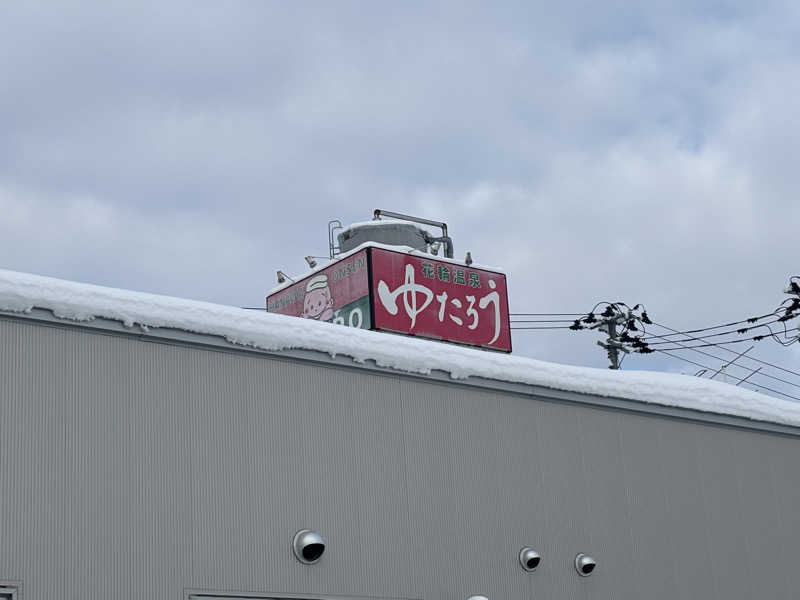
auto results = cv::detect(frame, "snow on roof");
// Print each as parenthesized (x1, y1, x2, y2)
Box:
(338, 218, 431, 233)
(1, 267, 798, 428)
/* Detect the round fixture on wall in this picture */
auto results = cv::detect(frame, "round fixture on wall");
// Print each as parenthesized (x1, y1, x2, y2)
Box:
(574, 553, 597, 576)
(292, 529, 326, 564)
(518, 547, 542, 572)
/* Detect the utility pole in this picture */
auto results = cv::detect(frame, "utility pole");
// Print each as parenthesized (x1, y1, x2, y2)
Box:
(783, 277, 800, 344)
(607, 319, 619, 370)
(570, 302, 650, 369)
(591, 308, 629, 369)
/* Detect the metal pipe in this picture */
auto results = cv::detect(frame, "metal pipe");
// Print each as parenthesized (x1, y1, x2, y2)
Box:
(328, 219, 343, 259)
(373, 209, 449, 238)
(425, 234, 454, 259)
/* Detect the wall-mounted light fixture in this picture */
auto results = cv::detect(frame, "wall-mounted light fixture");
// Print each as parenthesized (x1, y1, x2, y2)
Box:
(292, 529, 326, 565)
(574, 553, 597, 576)
(518, 547, 542, 572)
(277, 270, 295, 284)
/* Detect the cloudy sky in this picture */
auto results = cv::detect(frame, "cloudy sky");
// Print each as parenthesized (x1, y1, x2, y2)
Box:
(2, 2, 799, 397)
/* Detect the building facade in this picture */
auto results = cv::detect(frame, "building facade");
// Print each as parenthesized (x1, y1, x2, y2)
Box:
(1, 308, 799, 600)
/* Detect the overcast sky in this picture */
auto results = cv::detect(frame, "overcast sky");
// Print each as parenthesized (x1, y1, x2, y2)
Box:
(2, 2, 799, 396)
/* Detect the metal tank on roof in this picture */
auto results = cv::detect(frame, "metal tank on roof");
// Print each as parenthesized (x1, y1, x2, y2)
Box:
(336, 209, 455, 258)
(338, 221, 430, 254)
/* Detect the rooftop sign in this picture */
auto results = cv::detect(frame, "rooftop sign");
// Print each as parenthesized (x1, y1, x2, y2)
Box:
(266, 246, 511, 352)
(370, 248, 511, 351)
(266, 249, 371, 330)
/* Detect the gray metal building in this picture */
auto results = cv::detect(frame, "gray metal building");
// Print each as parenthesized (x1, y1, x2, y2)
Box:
(1, 304, 799, 600)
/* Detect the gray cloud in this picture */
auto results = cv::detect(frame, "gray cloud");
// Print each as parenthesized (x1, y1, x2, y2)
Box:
(2, 1, 799, 395)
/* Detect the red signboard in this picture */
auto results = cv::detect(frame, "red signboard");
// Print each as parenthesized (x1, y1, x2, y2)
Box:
(266, 246, 511, 352)
(266, 249, 371, 329)
(370, 248, 511, 352)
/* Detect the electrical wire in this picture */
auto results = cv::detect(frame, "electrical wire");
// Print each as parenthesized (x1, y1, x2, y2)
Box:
(509, 302, 800, 396)
(651, 349, 800, 401)
(766, 319, 800, 346)
(643, 328, 800, 390)
(641, 317, 788, 345)
(511, 325, 573, 330)
(640, 311, 779, 340)
(510, 312, 585, 316)
(594, 315, 800, 398)
(645, 327, 800, 352)
(648, 321, 800, 381)
(653, 349, 736, 379)
(510, 319, 576, 323)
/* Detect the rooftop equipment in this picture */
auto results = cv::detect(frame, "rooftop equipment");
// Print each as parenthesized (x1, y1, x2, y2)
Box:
(337, 209, 454, 258)
(267, 209, 512, 352)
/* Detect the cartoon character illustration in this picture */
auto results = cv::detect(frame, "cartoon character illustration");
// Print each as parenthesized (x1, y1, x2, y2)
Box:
(301, 274, 335, 321)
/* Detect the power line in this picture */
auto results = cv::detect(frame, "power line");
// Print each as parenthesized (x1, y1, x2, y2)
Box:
(510, 319, 576, 323)
(510, 312, 585, 316)
(648, 327, 800, 352)
(614, 319, 800, 401)
(644, 330, 800, 390)
(510, 274, 800, 393)
(642, 279, 800, 342)
(640, 311, 778, 340)
(511, 325, 573, 330)
(647, 321, 800, 383)
(652, 349, 800, 402)
(653, 349, 739, 379)
(642, 317, 787, 345)
(706, 346, 755, 381)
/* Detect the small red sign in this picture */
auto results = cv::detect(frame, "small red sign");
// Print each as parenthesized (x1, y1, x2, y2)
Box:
(370, 248, 511, 352)
(267, 249, 371, 329)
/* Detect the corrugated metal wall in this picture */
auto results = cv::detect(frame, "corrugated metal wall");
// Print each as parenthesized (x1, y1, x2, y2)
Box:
(1, 316, 798, 600)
